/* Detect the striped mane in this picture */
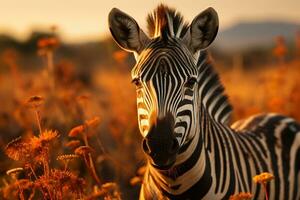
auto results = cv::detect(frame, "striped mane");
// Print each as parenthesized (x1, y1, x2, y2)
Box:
(197, 52, 233, 124)
(147, 4, 189, 38)
(147, 4, 232, 124)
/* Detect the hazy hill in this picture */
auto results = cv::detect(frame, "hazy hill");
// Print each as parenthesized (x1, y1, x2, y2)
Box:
(1, 21, 300, 70)
(214, 21, 300, 51)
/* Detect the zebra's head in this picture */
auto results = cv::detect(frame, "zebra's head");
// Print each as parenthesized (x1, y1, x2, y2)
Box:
(109, 5, 218, 169)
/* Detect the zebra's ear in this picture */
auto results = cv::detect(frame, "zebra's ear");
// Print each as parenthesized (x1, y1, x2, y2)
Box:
(183, 7, 219, 53)
(108, 8, 150, 54)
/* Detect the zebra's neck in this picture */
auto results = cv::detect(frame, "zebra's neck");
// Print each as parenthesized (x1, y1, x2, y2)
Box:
(141, 54, 235, 198)
(142, 74, 216, 196)
(197, 51, 232, 125)
(142, 105, 224, 198)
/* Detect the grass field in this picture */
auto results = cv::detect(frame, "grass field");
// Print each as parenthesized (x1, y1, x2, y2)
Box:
(0, 39, 299, 199)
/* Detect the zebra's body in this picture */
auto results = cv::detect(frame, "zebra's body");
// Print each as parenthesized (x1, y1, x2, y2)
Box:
(108, 4, 300, 200)
(141, 96, 300, 200)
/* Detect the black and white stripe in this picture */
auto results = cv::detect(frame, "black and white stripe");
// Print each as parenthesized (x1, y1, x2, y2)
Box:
(108, 4, 300, 200)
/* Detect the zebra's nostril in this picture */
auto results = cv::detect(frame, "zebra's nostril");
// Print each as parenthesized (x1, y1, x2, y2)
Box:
(143, 138, 178, 156)
(169, 138, 179, 153)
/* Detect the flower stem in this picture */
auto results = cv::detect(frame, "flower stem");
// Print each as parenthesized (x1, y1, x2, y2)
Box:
(88, 153, 101, 184)
(46, 51, 55, 92)
(16, 181, 25, 200)
(29, 165, 38, 180)
(34, 109, 42, 134)
(263, 183, 269, 200)
(82, 155, 100, 185)
(82, 128, 101, 185)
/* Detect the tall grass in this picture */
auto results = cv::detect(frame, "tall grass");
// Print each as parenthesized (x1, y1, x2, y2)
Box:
(0, 32, 299, 199)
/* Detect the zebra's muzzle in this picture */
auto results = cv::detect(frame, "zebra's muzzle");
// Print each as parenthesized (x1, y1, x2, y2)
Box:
(142, 113, 179, 169)
(143, 138, 178, 169)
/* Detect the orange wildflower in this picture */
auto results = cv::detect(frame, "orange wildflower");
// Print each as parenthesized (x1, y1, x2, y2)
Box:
(39, 130, 58, 144)
(37, 37, 59, 49)
(85, 117, 101, 128)
(75, 146, 94, 156)
(253, 172, 274, 184)
(230, 192, 253, 200)
(26, 95, 44, 108)
(57, 154, 79, 161)
(253, 172, 274, 200)
(68, 125, 84, 137)
(65, 140, 81, 148)
(5, 137, 28, 161)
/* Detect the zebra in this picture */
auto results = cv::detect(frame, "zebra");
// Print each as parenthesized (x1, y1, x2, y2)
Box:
(108, 4, 300, 200)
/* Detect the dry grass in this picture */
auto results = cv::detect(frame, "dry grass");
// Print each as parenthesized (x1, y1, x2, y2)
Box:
(220, 60, 300, 122)
(0, 34, 299, 199)
(2, 95, 121, 199)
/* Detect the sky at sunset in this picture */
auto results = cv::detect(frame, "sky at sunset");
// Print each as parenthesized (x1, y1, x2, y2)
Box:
(1, 0, 300, 42)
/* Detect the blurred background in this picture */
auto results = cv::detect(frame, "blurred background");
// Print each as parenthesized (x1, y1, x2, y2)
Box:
(0, 0, 300, 199)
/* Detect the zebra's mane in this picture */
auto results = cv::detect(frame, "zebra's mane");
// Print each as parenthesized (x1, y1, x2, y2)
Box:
(147, 4, 189, 39)
(197, 52, 233, 124)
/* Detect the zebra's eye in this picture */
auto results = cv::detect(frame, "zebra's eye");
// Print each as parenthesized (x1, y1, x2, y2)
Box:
(185, 77, 197, 88)
(132, 77, 142, 88)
